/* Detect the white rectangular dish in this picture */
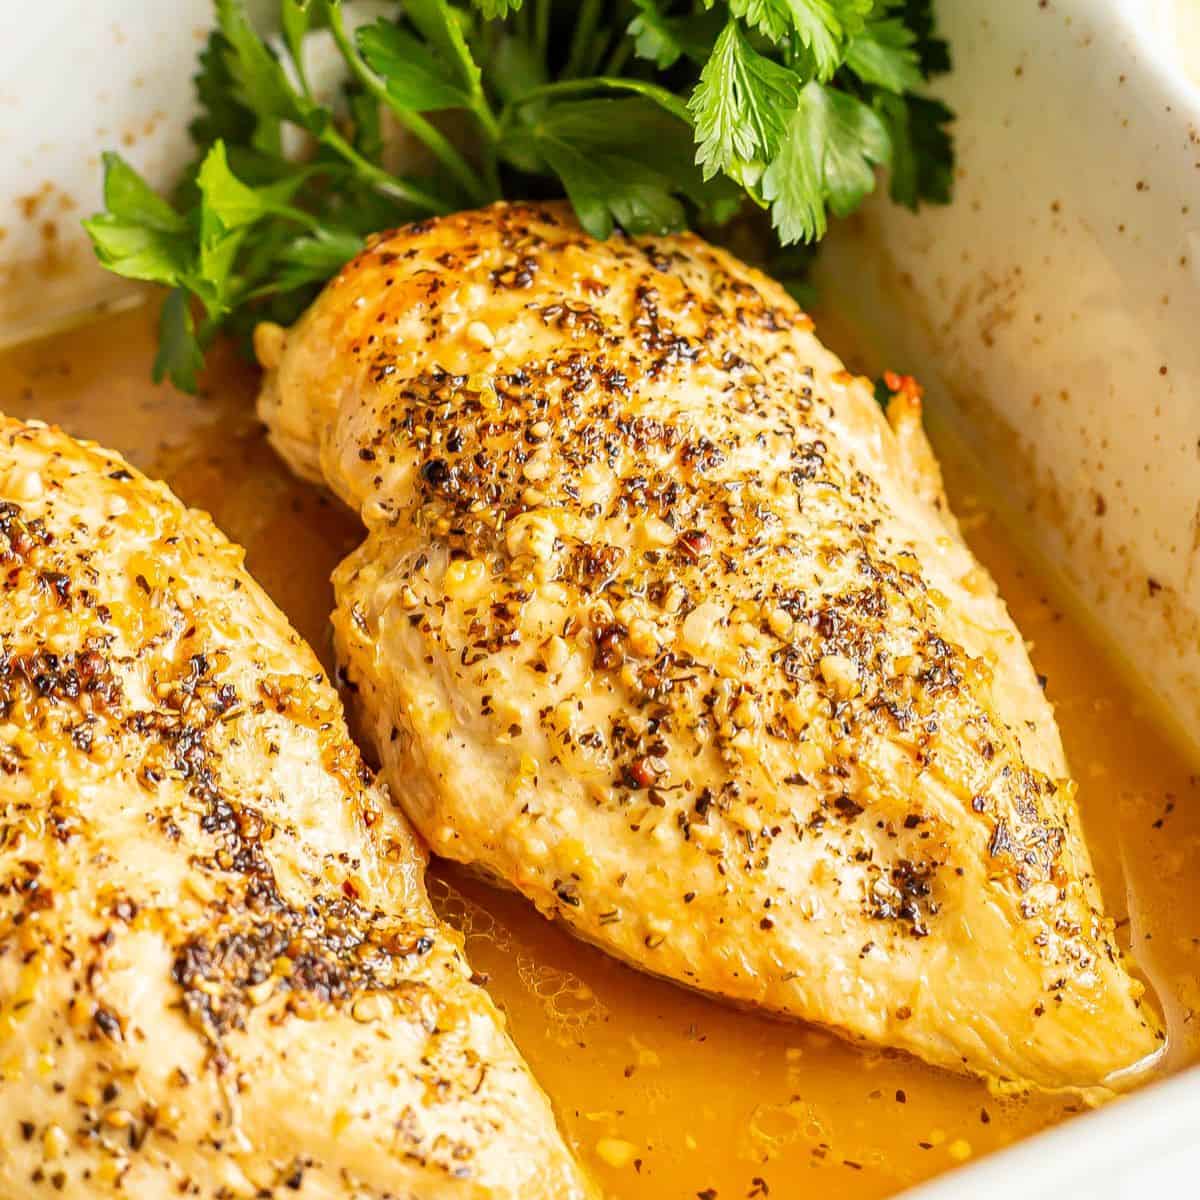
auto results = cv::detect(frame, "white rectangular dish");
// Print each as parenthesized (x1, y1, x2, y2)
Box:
(1, 2, 1196, 1195)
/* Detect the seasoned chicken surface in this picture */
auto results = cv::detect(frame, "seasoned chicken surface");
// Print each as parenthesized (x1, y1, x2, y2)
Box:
(0, 417, 590, 1199)
(257, 202, 1160, 1090)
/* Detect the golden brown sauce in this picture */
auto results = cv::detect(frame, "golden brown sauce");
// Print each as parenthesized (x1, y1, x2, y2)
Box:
(2, 302, 1197, 1199)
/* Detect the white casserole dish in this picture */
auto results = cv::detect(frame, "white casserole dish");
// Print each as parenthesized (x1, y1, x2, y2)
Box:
(1, 2, 1196, 1194)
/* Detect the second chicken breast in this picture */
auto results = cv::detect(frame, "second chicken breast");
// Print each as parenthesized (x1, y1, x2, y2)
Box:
(0, 415, 590, 1199)
(257, 202, 1160, 1091)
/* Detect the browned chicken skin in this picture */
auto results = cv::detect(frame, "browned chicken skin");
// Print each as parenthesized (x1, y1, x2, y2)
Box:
(0, 417, 591, 1199)
(257, 201, 1161, 1090)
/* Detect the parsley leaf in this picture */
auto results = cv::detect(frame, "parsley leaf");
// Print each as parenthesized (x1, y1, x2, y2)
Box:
(728, 0, 797, 44)
(154, 288, 206, 392)
(690, 20, 802, 180)
(261, 228, 365, 293)
(194, 140, 316, 311)
(729, 1, 872, 79)
(895, 0, 951, 76)
(763, 81, 889, 242)
(876, 91, 954, 208)
(97, 152, 189, 233)
(790, 1, 874, 80)
(471, 0, 523, 17)
(197, 139, 276, 231)
(357, 20, 475, 111)
(629, 1, 722, 69)
(403, 0, 483, 102)
(82, 154, 192, 286)
(629, 0, 687, 69)
(539, 140, 688, 241)
(845, 17, 924, 92)
(83, 218, 191, 289)
(812, 85, 890, 215)
(214, 0, 326, 146)
(508, 97, 737, 239)
(189, 31, 257, 150)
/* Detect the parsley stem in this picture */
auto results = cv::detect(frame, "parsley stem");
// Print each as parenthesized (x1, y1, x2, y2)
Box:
(472, 98, 502, 146)
(479, 144, 503, 202)
(389, 110, 485, 204)
(534, 0, 551, 64)
(602, 39, 632, 78)
(320, 128, 451, 215)
(564, 0, 603, 79)
(266, 202, 323, 232)
(466, 100, 502, 202)
(286, 36, 312, 101)
(465, 82, 502, 186)
(326, 3, 488, 206)
(507, 77, 692, 125)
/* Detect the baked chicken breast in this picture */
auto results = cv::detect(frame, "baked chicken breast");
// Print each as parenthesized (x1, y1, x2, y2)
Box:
(257, 202, 1160, 1090)
(0, 417, 590, 1199)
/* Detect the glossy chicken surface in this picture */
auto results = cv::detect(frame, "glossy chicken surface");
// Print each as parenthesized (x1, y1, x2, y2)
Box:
(0, 417, 590, 1199)
(257, 202, 1160, 1090)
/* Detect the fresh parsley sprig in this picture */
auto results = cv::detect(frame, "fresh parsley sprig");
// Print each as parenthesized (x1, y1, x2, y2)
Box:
(84, 0, 954, 391)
